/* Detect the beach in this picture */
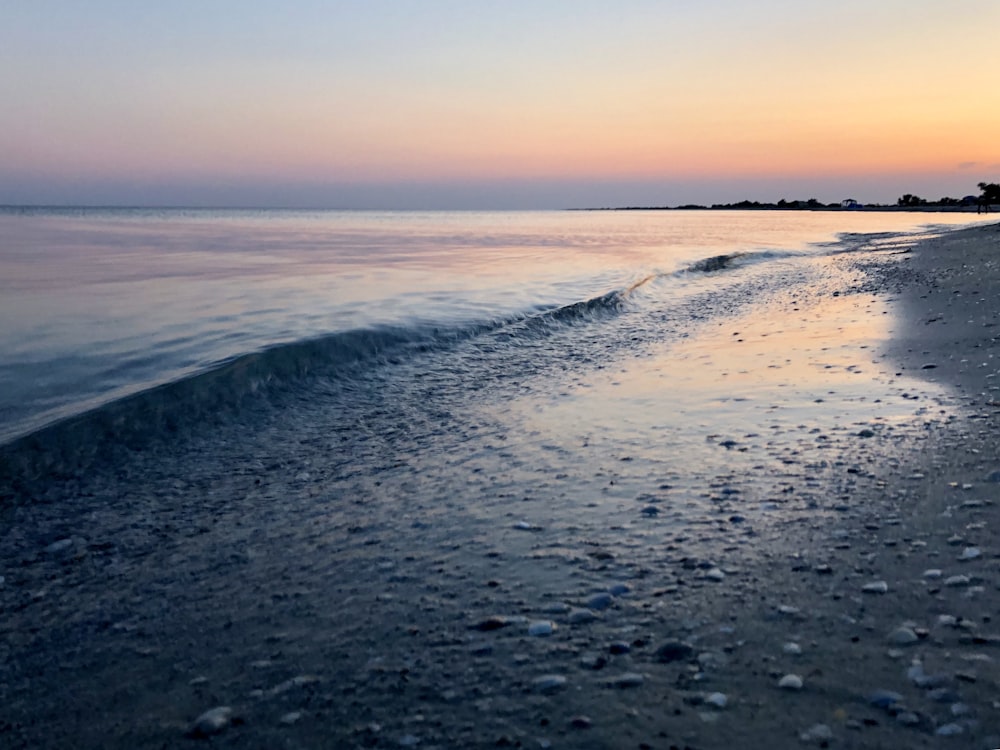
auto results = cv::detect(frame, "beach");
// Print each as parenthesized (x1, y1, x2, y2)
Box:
(1, 219, 999, 749)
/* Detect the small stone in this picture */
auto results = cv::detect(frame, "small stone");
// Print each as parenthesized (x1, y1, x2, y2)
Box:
(950, 702, 971, 716)
(705, 692, 727, 709)
(514, 521, 542, 531)
(959, 547, 981, 561)
(187, 706, 233, 737)
(936, 723, 963, 737)
(269, 675, 320, 696)
(609, 672, 644, 689)
(585, 592, 614, 610)
(609, 641, 631, 655)
(472, 615, 510, 631)
(778, 674, 803, 690)
(44, 538, 74, 555)
(579, 653, 607, 670)
(895, 711, 921, 727)
(799, 723, 833, 743)
(568, 608, 598, 625)
(704, 568, 725, 582)
(927, 687, 960, 703)
(782, 642, 802, 655)
(697, 651, 727, 671)
(923, 569, 943, 579)
(944, 575, 971, 587)
(888, 627, 919, 646)
(528, 621, 556, 637)
(777, 605, 800, 616)
(867, 689, 902, 709)
(533, 675, 567, 693)
(813, 564, 833, 575)
(279, 711, 302, 726)
(608, 583, 631, 596)
(569, 715, 592, 729)
(654, 640, 693, 663)
(862, 581, 888, 594)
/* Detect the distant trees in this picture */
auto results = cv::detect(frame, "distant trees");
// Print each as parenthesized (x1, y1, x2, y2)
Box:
(980, 182, 1000, 204)
(897, 193, 927, 207)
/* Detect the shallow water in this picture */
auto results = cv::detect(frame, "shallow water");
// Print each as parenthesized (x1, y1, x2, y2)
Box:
(0, 207, 989, 446)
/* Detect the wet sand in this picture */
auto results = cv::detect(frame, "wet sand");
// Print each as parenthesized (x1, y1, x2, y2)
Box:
(1, 224, 999, 749)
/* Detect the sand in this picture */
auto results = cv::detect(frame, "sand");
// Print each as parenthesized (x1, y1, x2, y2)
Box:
(0, 223, 998, 749)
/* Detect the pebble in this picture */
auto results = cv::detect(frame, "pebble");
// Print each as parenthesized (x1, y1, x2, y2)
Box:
(944, 575, 971, 587)
(579, 653, 607, 670)
(269, 675, 320, 696)
(697, 651, 727, 671)
(959, 547, 981, 561)
(533, 675, 567, 693)
(472, 615, 511, 631)
(927, 687, 961, 703)
(799, 723, 833, 743)
(705, 568, 725, 582)
(608, 583, 631, 596)
(936, 723, 964, 737)
(187, 706, 233, 737)
(923, 569, 943, 579)
(585, 592, 614, 610)
(609, 672, 644, 689)
(705, 692, 727, 709)
(568, 608, 598, 625)
(609, 641, 631, 655)
(44, 538, 74, 555)
(528, 621, 556, 637)
(867, 689, 902, 709)
(777, 605, 800, 616)
(950, 702, 971, 716)
(778, 674, 803, 690)
(888, 627, 918, 646)
(279, 711, 302, 726)
(782, 642, 802, 655)
(569, 715, 592, 729)
(655, 640, 693, 663)
(862, 581, 888, 594)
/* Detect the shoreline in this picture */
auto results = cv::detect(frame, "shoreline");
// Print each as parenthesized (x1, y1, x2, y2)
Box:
(1, 223, 998, 748)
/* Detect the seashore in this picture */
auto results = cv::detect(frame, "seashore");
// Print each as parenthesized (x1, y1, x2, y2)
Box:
(1, 223, 999, 749)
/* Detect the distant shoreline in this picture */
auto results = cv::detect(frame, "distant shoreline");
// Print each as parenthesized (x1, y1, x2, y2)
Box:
(572, 204, 988, 213)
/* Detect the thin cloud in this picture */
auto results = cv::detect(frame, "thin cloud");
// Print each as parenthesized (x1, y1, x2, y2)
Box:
(957, 161, 979, 170)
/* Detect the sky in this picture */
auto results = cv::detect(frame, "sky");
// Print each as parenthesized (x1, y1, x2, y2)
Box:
(2, 0, 999, 209)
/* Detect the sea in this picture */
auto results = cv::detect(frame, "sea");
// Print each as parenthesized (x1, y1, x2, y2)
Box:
(0, 207, 990, 476)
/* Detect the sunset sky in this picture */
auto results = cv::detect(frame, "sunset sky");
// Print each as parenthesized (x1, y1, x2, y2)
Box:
(2, 1, 999, 209)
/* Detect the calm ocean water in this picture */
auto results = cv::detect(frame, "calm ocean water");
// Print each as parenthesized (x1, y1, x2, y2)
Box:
(0, 207, 989, 447)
